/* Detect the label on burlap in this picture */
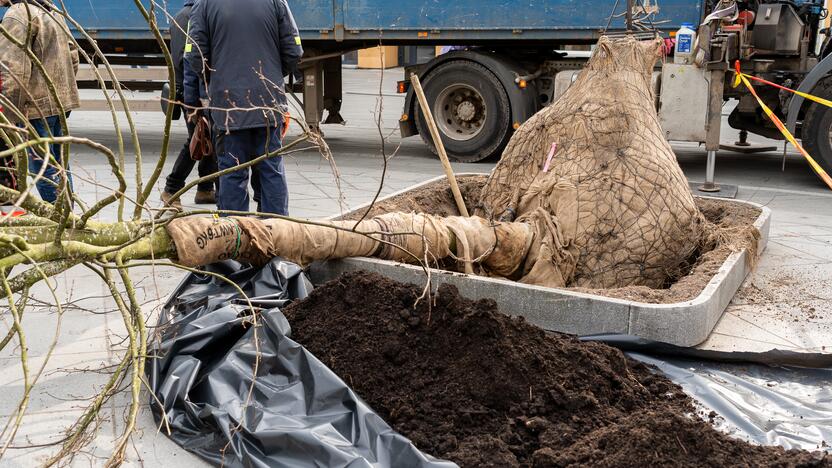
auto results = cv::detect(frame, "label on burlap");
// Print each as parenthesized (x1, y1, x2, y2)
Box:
(167, 217, 246, 267)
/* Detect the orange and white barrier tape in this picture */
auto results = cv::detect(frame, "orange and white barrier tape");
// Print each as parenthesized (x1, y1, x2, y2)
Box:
(732, 61, 832, 190)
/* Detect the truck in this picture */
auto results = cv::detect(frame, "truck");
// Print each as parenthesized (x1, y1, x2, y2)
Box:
(5, 0, 832, 188)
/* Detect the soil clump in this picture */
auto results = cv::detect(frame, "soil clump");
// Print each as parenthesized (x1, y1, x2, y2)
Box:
(341, 176, 486, 221)
(284, 272, 828, 467)
(341, 176, 761, 304)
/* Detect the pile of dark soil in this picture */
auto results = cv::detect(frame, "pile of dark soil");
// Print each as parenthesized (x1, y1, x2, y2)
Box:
(341, 176, 762, 304)
(284, 272, 828, 467)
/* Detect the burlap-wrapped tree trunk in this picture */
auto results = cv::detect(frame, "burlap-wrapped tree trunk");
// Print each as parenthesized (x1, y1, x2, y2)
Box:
(477, 36, 705, 288)
(166, 210, 578, 288)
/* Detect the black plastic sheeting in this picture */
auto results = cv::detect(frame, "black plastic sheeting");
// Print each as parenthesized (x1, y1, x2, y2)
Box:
(150, 260, 830, 467)
(582, 335, 832, 452)
(148, 259, 454, 468)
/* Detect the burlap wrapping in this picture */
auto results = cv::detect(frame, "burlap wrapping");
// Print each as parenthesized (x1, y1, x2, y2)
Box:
(442, 217, 534, 278)
(260, 218, 380, 266)
(167, 216, 383, 268)
(166, 214, 545, 281)
(369, 213, 452, 263)
(489, 222, 536, 278)
(517, 209, 579, 288)
(234, 217, 276, 264)
(477, 36, 705, 288)
(166, 217, 256, 267)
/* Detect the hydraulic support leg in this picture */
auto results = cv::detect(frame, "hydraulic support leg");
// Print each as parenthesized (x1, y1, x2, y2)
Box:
(302, 61, 325, 134)
(699, 69, 725, 193)
(323, 57, 345, 125)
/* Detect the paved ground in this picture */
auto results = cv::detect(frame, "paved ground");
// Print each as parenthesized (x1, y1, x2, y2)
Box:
(1, 68, 831, 466)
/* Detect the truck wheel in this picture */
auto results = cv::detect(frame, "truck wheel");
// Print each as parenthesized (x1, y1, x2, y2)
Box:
(415, 61, 512, 163)
(801, 81, 832, 176)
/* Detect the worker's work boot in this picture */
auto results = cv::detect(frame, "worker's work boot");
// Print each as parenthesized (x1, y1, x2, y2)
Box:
(194, 190, 216, 205)
(160, 191, 183, 211)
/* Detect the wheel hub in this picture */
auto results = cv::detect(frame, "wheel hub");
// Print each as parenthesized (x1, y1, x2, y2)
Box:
(457, 101, 477, 122)
(434, 84, 487, 141)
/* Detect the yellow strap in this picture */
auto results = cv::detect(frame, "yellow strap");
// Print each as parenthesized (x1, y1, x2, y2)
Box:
(793, 89, 832, 109)
(733, 70, 832, 108)
(736, 73, 832, 190)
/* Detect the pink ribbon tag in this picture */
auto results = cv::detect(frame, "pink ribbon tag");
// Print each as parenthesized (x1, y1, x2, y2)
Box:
(543, 142, 557, 173)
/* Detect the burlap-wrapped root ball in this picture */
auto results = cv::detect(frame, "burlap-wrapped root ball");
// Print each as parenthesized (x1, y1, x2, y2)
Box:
(478, 36, 705, 289)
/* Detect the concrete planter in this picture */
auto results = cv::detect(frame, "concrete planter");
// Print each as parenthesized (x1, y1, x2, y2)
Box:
(309, 175, 771, 347)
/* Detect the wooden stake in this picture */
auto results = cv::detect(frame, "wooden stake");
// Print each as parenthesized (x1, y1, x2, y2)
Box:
(410, 74, 471, 217)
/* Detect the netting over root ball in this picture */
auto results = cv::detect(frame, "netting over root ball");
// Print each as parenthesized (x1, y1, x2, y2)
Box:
(477, 36, 705, 289)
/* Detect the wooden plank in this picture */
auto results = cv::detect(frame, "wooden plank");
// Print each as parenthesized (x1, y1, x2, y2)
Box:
(76, 66, 168, 82)
(78, 98, 162, 113)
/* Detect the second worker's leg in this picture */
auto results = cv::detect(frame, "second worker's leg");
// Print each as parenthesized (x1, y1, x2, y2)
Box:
(250, 165, 261, 212)
(163, 121, 198, 207)
(195, 148, 218, 204)
(216, 130, 252, 213)
(255, 127, 288, 216)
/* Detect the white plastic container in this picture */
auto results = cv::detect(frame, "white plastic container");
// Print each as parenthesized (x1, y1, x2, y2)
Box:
(674, 23, 696, 64)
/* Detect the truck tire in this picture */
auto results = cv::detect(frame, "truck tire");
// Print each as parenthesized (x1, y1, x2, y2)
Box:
(415, 60, 512, 163)
(801, 81, 832, 176)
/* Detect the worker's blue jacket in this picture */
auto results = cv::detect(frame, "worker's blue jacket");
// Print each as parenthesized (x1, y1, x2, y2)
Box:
(187, 0, 303, 131)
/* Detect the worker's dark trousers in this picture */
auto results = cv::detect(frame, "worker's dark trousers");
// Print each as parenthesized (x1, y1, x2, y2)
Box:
(215, 126, 288, 215)
(29, 115, 73, 203)
(164, 121, 218, 194)
(0, 140, 15, 195)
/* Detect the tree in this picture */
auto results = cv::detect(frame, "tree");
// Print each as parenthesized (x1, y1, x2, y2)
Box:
(0, 3, 706, 464)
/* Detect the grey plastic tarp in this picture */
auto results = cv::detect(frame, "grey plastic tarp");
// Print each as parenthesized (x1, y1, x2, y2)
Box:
(147, 259, 455, 468)
(583, 335, 832, 452)
(150, 260, 830, 467)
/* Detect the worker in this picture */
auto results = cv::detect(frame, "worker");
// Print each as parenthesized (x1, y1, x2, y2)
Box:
(0, 0, 80, 204)
(0, 140, 16, 194)
(160, 0, 218, 210)
(0, 67, 16, 196)
(188, 0, 302, 215)
(0, 51, 21, 215)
